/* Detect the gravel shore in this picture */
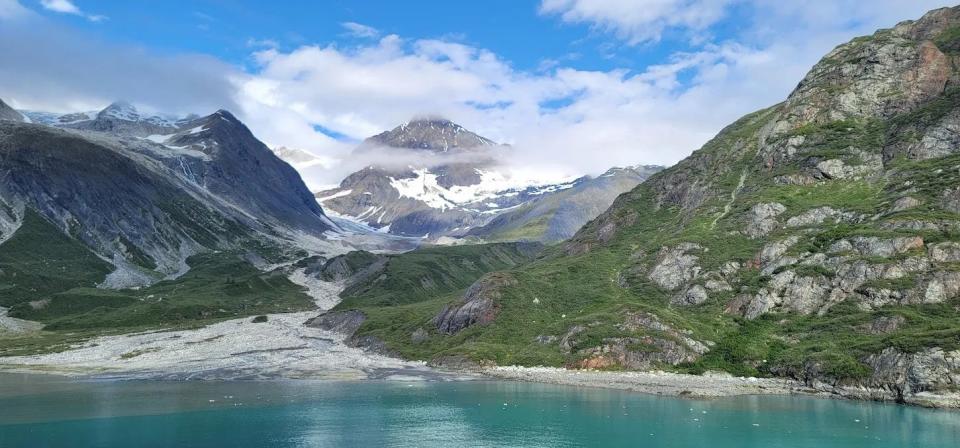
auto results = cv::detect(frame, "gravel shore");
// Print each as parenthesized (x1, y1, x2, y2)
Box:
(483, 366, 807, 398)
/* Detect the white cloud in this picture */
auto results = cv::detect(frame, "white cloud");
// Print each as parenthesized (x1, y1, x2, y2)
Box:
(0, 12, 238, 114)
(341, 21, 379, 38)
(2, 0, 956, 190)
(237, 1, 955, 187)
(540, 0, 733, 44)
(40, 0, 105, 22)
(237, 34, 780, 187)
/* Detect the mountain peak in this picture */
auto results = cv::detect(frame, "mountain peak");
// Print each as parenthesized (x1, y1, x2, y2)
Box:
(363, 117, 496, 152)
(0, 98, 26, 122)
(98, 101, 140, 121)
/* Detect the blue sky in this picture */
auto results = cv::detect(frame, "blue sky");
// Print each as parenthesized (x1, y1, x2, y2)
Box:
(0, 0, 954, 187)
(45, 1, 686, 74)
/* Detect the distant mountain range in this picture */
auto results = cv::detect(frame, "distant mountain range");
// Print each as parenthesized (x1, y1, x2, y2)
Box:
(305, 118, 663, 242)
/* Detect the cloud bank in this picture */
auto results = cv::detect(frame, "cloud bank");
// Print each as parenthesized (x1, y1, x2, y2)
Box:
(0, 0, 954, 189)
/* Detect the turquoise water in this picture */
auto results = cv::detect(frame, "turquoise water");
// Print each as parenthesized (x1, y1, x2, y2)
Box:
(0, 374, 958, 447)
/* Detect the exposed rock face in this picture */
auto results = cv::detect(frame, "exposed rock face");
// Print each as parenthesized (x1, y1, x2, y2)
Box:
(767, 14, 955, 136)
(864, 315, 906, 335)
(648, 244, 703, 290)
(305, 310, 367, 335)
(929, 242, 960, 262)
(672, 284, 709, 306)
(744, 203, 786, 238)
(360, 118, 496, 152)
(843, 236, 925, 257)
(785, 207, 859, 228)
(571, 313, 710, 370)
(942, 187, 960, 214)
(302, 251, 388, 285)
(890, 196, 923, 212)
(433, 272, 516, 334)
(864, 348, 960, 397)
(0, 99, 24, 122)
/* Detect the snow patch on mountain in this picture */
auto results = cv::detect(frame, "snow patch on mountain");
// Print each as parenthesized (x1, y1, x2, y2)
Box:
(389, 168, 577, 212)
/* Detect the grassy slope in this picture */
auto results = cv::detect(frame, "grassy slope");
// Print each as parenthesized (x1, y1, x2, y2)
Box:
(0, 210, 314, 355)
(345, 92, 960, 380)
(331, 242, 544, 360)
(0, 209, 113, 308)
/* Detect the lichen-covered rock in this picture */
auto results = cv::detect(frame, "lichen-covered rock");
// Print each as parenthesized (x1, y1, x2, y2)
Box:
(918, 271, 960, 304)
(845, 236, 925, 257)
(942, 187, 960, 214)
(929, 242, 960, 262)
(744, 202, 786, 238)
(864, 315, 906, 335)
(890, 196, 923, 213)
(757, 235, 801, 272)
(785, 206, 859, 228)
(433, 272, 516, 334)
(573, 312, 711, 369)
(573, 336, 704, 370)
(864, 347, 960, 395)
(741, 271, 833, 319)
(813, 154, 883, 180)
(648, 244, 703, 290)
(671, 285, 709, 306)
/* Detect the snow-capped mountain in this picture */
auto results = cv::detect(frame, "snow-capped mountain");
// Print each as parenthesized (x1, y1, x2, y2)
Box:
(21, 101, 192, 136)
(309, 117, 663, 241)
(1, 98, 343, 288)
(360, 117, 497, 153)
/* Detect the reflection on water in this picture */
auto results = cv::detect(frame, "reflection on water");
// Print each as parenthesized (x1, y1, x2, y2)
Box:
(0, 373, 958, 447)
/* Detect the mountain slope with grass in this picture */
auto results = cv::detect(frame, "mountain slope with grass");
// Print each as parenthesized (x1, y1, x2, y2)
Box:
(0, 100, 347, 343)
(327, 6, 960, 406)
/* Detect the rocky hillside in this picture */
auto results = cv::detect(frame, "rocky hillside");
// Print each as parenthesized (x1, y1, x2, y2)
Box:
(0, 101, 339, 300)
(467, 165, 663, 242)
(314, 118, 662, 241)
(326, 6, 960, 407)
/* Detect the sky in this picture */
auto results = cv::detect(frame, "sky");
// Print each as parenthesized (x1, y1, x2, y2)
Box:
(0, 0, 954, 189)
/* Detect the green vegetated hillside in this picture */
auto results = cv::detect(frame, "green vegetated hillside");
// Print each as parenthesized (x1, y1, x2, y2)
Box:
(335, 7, 960, 402)
(0, 209, 314, 355)
(335, 242, 543, 309)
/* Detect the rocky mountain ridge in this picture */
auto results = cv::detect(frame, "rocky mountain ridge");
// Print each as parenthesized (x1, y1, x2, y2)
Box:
(310, 117, 663, 241)
(0, 100, 340, 292)
(324, 6, 960, 407)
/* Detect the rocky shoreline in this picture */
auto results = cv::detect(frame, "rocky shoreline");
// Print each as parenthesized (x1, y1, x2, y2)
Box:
(480, 365, 960, 409)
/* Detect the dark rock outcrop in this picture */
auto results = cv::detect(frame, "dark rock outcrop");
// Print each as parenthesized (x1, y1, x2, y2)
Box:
(433, 272, 516, 334)
(305, 310, 367, 335)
